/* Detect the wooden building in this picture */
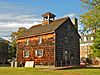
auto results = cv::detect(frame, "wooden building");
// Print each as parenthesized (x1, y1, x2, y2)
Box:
(17, 12, 80, 67)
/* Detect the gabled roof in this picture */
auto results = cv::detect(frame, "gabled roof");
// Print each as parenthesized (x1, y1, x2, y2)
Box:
(18, 17, 69, 39)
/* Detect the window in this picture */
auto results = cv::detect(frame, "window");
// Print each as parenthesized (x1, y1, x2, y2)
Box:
(65, 51, 68, 54)
(91, 37, 94, 41)
(84, 46, 88, 51)
(70, 54, 74, 59)
(38, 36, 42, 44)
(67, 25, 70, 31)
(35, 50, 43, 57)
(23, 50, 29, 57)
(80, 39, 82, 42)
(26, 38, 29, 45)
(84, 37, 87, 41)
(64, 50, 68, 60)
(85, 55, 87, 58)
(65, 37, 68, 43)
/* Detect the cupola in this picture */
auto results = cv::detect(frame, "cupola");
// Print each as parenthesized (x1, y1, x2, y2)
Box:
(42, 12, 56, 25)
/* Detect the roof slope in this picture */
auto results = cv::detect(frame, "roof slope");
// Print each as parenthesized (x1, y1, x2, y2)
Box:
(19, 17, 69, 38)
(0, 37, 9, 43)
(0, 37, 4, 42)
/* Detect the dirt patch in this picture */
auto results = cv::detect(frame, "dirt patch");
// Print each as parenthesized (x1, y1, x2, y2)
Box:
(64, 72, 83, 75)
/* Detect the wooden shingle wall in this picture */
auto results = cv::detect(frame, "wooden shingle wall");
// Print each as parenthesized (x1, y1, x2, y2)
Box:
(17, 33, 55, 65)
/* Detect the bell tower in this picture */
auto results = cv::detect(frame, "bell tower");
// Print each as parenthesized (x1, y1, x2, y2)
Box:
(42, 12, 56, 25)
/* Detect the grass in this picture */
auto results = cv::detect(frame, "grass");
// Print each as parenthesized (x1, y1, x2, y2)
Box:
(63, 68, 100, 75)
(0, 67, 100, 75)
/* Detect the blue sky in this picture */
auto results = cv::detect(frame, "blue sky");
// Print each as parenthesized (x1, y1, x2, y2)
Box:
(0, 0, 84, 40)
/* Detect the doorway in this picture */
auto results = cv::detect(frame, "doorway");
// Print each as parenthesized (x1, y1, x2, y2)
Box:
(63, 50, 70, 66)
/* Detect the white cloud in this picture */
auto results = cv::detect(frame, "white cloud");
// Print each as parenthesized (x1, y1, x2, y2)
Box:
(0, 13, 42, 23)
(0, 13, 41, 31)
(0, 1, 41, 41)
(0, 22, 40, 36)
(64, 13, 77, 18)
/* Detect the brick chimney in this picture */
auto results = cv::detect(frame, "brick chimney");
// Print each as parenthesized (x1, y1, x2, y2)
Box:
(71, 18, 78, 31)
(42, 12, 56, 25)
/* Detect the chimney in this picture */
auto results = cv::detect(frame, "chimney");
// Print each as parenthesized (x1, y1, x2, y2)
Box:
(71, 18, 78, 31)
(42, 12, 56, 25)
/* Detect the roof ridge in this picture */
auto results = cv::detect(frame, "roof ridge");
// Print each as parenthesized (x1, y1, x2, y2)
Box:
(30, 17, 69, 29)
(29, 24, 41, 29)
(54, 17, 69, 21)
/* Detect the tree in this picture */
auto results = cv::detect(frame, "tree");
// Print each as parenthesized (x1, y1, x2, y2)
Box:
(0, 40, 9, 66)
(8, 27, 27, 60)
(91, 29, 100, 58)
(80, 0, 100, 33)
(80, 0, 100, 58)
(81, 0, 100, 8)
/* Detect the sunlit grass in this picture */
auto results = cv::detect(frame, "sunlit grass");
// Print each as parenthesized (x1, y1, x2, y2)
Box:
(0, 67, 100, 75)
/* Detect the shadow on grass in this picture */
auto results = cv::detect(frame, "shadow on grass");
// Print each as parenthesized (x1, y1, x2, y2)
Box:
(82, 67, 100, 69)
(0, 64, 10, 67)
(56, 66, 100, 70)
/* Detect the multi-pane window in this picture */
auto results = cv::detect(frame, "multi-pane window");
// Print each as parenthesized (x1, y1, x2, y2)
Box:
(35, 50, 43, 57)
(23, 50, 29, 57)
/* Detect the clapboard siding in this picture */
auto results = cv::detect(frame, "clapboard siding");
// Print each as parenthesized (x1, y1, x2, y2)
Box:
(55, 19, 80, 66)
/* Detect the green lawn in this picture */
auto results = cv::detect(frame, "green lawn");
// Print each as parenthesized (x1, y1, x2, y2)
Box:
(0, 67, 100, 75)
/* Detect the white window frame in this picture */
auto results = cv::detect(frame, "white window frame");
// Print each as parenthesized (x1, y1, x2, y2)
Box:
(38, 36, 42, 44)
(84, 37, 87, 41)
(23, 50, 29, 57)
(35, 50, 43, 57)
(26, 38, 29, 45)
(85, 55, 87, 58)
(91, 36, 94, 41)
